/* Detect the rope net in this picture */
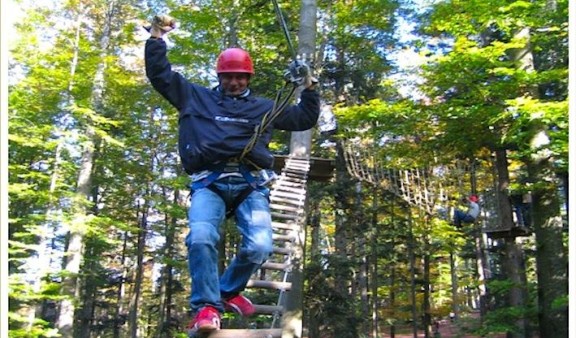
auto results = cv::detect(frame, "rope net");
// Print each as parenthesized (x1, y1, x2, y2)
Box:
(342, 137, 473, 216)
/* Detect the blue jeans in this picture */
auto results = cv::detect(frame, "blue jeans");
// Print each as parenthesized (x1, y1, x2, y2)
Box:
(453, 209, 475, 227)
(185, 176, 272, 312)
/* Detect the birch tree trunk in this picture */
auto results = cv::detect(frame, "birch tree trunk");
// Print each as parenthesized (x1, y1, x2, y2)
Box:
(57, 1, 114, 334)
(289, 0, 317, 158)
(57, 126, 96, 336)
(27, 7, 83, 332)
(283, 2, 317, 337)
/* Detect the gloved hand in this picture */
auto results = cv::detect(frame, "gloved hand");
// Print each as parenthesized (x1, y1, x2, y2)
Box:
(144, 15, 176, 38)
(284, 60, 317, 89)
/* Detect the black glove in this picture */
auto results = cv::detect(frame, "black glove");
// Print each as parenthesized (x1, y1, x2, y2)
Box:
(284, 60, 311, 87)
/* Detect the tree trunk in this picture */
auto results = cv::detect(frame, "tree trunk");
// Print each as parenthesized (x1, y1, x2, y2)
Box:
(113, 231, 130, 338)
(356, 183, 369, 335)
(305, 199, 321, 337)
(128, 199, 149, 338)
(449, 251, 458, 318)
(156, 188, 180, 338)
(289, 0, 317, 159)
(495, 149, 528, 337)
(30, 10, 83, 328)
(510, 25, 568, 337)
(407, 209, 418, 337)
(470, 160, 489, 317)
(370, 187, 379, 338)
(282, 2, 317, 336)
(423, 247, 431, 338)
(57, 1, 114, 334)
(57, 126, 95, 336)
(309, 200, 321, 258)
(333, 141, 349, 295)
(528, 157, 567, 337)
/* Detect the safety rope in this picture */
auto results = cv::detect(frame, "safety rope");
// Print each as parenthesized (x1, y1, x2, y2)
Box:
(271, 0, 297, 59)
(238, 83, 296, 162)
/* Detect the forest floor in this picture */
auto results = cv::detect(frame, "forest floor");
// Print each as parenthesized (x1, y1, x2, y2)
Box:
(378, 319, 507, 337)
(379, 312, 509, 338)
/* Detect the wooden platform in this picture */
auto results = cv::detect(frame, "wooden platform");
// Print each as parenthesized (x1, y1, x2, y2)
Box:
(273, 155, 335, 182)
(483, 226, 532, 239)
(206, 328, 282, 337)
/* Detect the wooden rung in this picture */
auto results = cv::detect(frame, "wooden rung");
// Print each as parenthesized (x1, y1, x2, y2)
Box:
(276, 176, 307, 184)
(270, 196, 306, 207)
(272, 187, 305, 194)
(261, 261, 290, 271)
(253, 304, 284, 315)
(206, 328, 282, 338)
(271, 212, 300, 221)
(246, 279, 292, 291)
(274, 184, 307, 192)
(285, 159, 309, 165)
(272, 180, 305, 188)
(281, 172, 307, 179)
(271, 194, 306, 202)
(273, 188, 307, 196)
(271, 221, 299, 231)
(270, 189, 306, 198)
(270, 190, 305, 200)
(269, 203, 302, 213)
(272, 246, 293, 255)
(284, 168, 308, 175)
(272, 233, 295, 242)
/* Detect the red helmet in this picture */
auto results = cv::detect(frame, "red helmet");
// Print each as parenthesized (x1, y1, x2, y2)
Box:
(468, 194, 479, 202)
(216, 48, 254, 74)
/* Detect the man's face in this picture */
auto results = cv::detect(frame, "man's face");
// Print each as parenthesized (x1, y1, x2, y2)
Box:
(219, 72, 250, 96)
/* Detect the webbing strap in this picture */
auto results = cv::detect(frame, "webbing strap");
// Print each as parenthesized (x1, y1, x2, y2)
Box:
(190, 163, 261, 218)
(208, 185, 255, 219)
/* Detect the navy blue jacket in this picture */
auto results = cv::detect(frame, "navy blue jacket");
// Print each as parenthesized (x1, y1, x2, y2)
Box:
(145, 38, 320, 174)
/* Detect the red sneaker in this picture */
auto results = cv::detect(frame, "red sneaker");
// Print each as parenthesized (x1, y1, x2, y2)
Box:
(186, 306, 221, 335)
(223, 294, 256, 317)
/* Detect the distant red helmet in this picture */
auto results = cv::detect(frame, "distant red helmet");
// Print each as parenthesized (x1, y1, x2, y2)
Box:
(468, 194, 479, 203)
(216, 48, 254, 74)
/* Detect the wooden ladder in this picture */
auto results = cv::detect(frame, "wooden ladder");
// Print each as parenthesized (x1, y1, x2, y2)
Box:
(206, 156, 310, 338)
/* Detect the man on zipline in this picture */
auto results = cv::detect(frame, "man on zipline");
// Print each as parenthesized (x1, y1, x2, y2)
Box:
(145, 15, 320, 335)
(452, 194, 480, 228)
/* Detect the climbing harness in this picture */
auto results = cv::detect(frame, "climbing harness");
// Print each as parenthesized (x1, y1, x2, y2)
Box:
(190, 162, 275, 219)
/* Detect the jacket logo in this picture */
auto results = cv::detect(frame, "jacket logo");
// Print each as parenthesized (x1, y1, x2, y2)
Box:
(215, 116, 249, 123)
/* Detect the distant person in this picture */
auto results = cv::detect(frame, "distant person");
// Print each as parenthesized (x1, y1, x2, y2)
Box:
(452, 195, 480, 228)
(510, 192, 532, 227)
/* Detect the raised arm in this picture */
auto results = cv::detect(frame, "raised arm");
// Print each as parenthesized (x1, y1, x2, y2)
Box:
(144, 15, 189, 111)
(273, 88, 320, 131)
